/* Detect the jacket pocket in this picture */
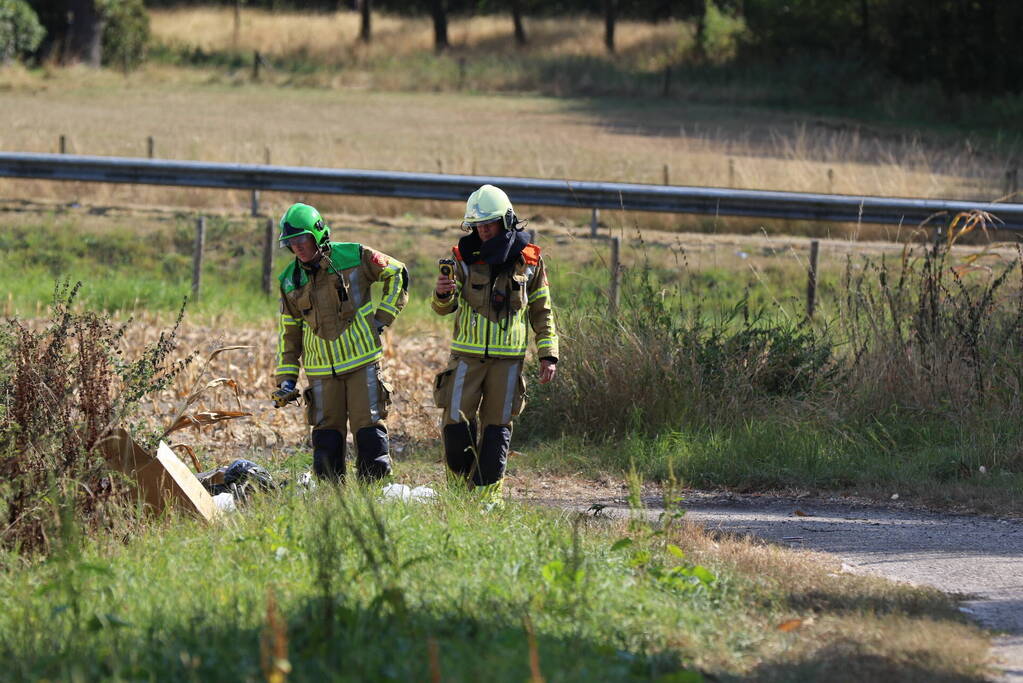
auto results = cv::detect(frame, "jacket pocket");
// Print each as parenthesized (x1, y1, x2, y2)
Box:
(337, 273, 356, 324)
(462, 268, 490, 311)
(508, 272, 528, 312)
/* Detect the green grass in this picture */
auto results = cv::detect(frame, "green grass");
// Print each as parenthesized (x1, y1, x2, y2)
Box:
(0, 482, 990, 681)
(0, 213, 443, 326)
(517, 415, 1023, 514)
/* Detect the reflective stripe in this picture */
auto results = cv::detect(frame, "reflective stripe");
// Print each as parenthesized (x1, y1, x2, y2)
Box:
(449, 359, 468, 423)
(367, 365, 380, 422)
(377, 301, 400, 317)
(348, 273, 362, 307)
(451, 341, 527, 357)
(528, 286, 549, 304)
(501, 361, 520, 424)
(311, 379, 325, 426)
(304, 349, 383, 376)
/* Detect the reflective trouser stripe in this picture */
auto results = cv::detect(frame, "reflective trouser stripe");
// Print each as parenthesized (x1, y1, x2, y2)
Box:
(450, 359, 469, 423)
(367, 368, 380, 422)
(501, 361, 520, 425)
(311, 379, 326, 426)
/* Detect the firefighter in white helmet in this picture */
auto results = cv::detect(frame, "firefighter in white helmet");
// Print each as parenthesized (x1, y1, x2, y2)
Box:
(272, 202, 409, 483)
(432, 185, 559, 508)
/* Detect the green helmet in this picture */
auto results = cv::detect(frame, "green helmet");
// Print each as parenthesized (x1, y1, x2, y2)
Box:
(278, 203, 329, 248)
(462, 184, 517, 232)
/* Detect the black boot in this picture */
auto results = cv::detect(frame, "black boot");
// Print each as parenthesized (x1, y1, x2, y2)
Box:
(312, 429, 346, 483)
(474, 425, 511, 486)
(443, 420, 478, 480)
(355, 426, 392, 481)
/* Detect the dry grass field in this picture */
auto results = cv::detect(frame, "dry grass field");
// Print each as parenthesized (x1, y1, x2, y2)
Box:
(1, 6, 1018, 238)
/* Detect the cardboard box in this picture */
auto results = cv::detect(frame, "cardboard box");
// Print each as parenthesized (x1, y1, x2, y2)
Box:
(98, 428, 217, 522)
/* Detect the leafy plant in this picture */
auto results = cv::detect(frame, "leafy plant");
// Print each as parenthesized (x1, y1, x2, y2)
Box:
(0, 282, 193, 558)
(0, 0, 44, 63)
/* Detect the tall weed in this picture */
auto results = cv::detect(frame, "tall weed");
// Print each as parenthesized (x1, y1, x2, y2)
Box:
(0, 282, 193, 558)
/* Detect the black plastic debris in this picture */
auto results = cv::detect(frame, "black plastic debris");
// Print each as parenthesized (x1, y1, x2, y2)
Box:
(197, 459, 276, 502)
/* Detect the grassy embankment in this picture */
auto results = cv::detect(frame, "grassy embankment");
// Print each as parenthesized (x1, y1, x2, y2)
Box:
(0, 478, 993, 682)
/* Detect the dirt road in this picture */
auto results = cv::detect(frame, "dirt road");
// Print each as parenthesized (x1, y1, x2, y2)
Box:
(549, 490, 1023, 682)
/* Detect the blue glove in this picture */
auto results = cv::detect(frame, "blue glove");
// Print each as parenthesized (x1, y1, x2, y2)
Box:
(271, 379, 299, 408)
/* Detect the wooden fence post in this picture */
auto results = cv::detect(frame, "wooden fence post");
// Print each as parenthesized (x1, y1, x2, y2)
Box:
(253, 50, 261, 81)
(662, 164, 670, 186)
(1006, 167, 1019, 199)
(192, 216, 206, 302)
(590, 208, 599, 238)
(262, 217, 275, 296)
(728, 158, 735, 187)
(147, 136, 154, 159)
(609, 236, 621, 315)
(662, 65, 671, 97)
(59, 135, 66, 154)
(806, 240, 820, 318)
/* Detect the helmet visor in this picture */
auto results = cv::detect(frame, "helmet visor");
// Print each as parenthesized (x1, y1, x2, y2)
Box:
(461, 217, 504, 231)
(279, 232, 316, 249)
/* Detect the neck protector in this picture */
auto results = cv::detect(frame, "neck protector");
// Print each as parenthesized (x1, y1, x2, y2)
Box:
(459, 228, 529, 268)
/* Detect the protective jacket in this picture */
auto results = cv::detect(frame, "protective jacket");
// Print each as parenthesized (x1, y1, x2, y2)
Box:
(431, 243, 558, 361)
(275, 242, 408, 383)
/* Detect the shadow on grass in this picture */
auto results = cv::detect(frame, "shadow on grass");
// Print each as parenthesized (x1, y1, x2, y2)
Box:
(3, 591, 991, 682)
(748, 647, 989, 683)
(1, 598, 697, 682)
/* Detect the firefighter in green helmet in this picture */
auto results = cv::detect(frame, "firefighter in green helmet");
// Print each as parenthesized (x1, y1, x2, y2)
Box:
(432, 185, 559, 508)
(271, 203, 409, 482)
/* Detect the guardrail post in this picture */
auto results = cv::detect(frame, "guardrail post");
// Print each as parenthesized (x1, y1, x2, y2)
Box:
(806, 240, 820, 318)
(147, 136, 154, 159)
(262, 217, 275, 296)
(192, 216, 206, 302)
(590, 208, 599, 238)
(609, 236, 621, 316)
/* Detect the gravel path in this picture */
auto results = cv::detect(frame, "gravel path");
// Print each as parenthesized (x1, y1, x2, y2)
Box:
(561, 491, 1023, 682)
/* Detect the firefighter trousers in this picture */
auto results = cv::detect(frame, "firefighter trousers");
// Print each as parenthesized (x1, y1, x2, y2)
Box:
(303, 362, 392, 481)
(433, 355, 526, 486)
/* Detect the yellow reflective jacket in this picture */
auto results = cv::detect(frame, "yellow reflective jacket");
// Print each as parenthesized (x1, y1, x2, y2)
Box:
(275, 242, 408, 382)
(431, 243, 558, 361)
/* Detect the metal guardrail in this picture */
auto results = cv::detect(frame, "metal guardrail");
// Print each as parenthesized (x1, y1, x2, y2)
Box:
(2, 152, 1023, 229)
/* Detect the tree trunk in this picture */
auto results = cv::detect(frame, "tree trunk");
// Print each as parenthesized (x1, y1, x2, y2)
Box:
(512, 0, 527, 46)
(66, 0, 104, 67)
(694, 1, 706, 60)
(604, 0, 616, 53)
(431, 0, 449, 52)
(359, 0, 371, 43)
(860, 0, 870, 53)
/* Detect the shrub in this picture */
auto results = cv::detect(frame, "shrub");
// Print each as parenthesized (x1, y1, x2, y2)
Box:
(0, 282, 191, 559)
(99, 0, 150, 72)
(0, 0, 44, 63)
(524, 262, 835, 439)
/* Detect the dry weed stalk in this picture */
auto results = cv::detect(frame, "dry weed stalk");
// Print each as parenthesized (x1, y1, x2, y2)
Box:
(260, 585, 291, 683)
